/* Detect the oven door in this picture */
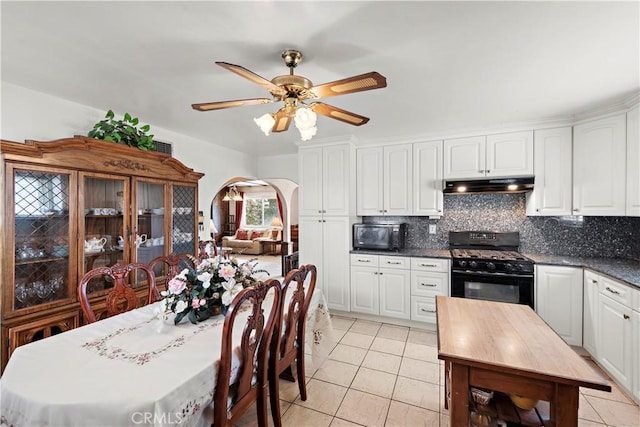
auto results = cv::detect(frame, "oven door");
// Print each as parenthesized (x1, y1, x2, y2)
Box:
(451, 270, 534, 309)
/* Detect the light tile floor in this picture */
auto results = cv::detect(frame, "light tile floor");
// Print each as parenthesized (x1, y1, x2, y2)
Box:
(236, 315, 640, 427)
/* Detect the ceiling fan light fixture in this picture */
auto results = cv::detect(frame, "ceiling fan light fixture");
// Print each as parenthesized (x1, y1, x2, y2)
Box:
(254, 113, 276, 135)
(294, 107, 318, 141)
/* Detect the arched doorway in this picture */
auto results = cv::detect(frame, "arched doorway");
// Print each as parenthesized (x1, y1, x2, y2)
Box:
(208, 177, 298, 277)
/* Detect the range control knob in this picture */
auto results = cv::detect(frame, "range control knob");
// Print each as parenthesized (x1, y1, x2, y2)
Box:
(458, 260, 467, 268)
(487, 262, 496, 270)
(505, 263, 513, 271)
(469, 261, 478, 269)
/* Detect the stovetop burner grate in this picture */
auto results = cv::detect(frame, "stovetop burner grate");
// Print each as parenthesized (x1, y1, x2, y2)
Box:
(450, 249, 532, 262)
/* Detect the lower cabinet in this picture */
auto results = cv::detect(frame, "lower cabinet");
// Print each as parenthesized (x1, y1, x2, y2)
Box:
(633, 309, 640, 401)
(583, 270, 600, 357)
(410, 257, 449, 324)
(535, 265, 583, 346)
(598, 278, 635, 392)
(300, 216, 352, 312)
(350, 255, 411, 320)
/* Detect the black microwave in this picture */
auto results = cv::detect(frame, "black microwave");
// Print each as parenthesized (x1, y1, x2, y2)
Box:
(353, 223, 407, 251)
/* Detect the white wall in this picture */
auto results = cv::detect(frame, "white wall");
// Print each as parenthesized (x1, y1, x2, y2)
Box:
(1, 82, 258, 240)
(256, 153, 298, 183)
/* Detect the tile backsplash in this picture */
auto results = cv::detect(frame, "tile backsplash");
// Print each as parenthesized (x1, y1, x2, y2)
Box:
(364, 193, 640, 259)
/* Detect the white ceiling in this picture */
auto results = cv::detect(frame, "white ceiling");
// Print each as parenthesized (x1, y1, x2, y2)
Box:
(2, 1, 638, 156)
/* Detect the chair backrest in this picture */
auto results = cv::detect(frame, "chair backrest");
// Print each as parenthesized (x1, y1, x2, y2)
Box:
(271, 264, 317, 366)
(198, 240, 218, 259)
(213, 278, 281, 427)
(78, 263, 158, 324)
(149, 252, 197, 281)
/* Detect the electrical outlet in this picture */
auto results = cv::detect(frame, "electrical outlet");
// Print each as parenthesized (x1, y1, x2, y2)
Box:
(429, 224, 437, 234)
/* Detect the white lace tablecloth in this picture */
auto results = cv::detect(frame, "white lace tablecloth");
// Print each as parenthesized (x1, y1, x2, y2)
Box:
(0, 288, 334, 427)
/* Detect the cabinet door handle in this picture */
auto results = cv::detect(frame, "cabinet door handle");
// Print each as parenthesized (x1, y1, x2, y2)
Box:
(386, 261, 401, 265)
(623, 314, 630, 320)
(486, 170, 490, 173)
(536, 209, 540, 212)
(421, 283, 437, 287)
(591, 279, 598, 285)
(478, 170, 484, 173)
(420, 308, 436, 313)
(318, 210, 322, 214)
(420, 263, 438, 267)
(373, 272, 378, 275)
(605, 286, 620, 295)
(357, 259, 371, 263)
(573, 208, 579, 212)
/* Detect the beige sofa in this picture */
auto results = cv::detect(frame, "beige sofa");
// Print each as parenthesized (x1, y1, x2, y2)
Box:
(221, 229, 277, 255)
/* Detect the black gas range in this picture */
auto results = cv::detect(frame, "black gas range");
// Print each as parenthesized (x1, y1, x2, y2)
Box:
(449, 231, 535, 308)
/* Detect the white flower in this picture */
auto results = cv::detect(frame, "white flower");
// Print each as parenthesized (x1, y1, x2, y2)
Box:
(174, 300, 188, 314)
(221, 278, 243, 306)
(197, 272, 212, 287)
(176, 268, 189, 280)
(160, 290, 169, 297)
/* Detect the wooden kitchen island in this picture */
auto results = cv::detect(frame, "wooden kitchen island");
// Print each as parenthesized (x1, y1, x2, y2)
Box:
(436, 296, 611, 427)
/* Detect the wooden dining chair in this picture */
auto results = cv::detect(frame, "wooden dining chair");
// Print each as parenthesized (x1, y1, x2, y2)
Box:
(78, 263, 158, 324)
(198, 239, 218, 259)
(268, 264, 317, 427)
(149, 252, 197, 279)
(212, 278, 282, 427)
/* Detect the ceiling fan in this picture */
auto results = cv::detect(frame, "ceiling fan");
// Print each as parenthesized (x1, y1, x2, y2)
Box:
(191, 49, 387, 140)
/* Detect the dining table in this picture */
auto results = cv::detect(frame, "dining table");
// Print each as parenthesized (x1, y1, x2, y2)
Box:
(436, 296, 611, 427)
(0, 286, 335, 427)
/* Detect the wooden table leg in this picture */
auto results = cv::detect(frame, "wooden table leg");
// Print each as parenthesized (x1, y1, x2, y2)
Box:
(449, 362, 469, 426)
(552, 383, 579, 427)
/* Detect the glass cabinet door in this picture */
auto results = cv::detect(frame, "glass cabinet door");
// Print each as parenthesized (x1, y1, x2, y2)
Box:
(135, 180, 166, 278)
(79, 173, 129, 294)
(10, 165, 76, 313)
(172, 185, 197, 255)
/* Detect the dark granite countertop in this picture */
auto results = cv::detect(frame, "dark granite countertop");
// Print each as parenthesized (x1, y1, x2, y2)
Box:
(349, 248, 451, 259)
(523, 253, 640, 289)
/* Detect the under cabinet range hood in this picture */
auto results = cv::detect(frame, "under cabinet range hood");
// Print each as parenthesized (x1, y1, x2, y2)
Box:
(443, 176, 534, 194)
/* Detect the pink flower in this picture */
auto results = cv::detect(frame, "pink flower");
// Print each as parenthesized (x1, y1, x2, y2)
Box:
(219, 264, 236, 281)
(167, 277, 187, 295)
(191, 299, 201, 309)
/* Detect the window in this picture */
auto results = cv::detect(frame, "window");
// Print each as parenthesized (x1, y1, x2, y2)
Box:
(243, 195, 278, 227)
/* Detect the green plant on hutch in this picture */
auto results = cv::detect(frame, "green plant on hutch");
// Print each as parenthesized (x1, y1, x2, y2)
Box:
(88, 110, 155, 151)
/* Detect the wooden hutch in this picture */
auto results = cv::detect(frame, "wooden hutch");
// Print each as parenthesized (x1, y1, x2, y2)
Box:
(0, 136, 204, 372)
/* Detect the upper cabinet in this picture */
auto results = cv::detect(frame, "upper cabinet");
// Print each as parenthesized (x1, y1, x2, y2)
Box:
(356, 144, 412, 216)
(413, 141, 443, 216)
(573, 113, 627, 216)
(626, 105, 639, 216)
(443, 136, 486, 179)
(299, 144, 354, 217)
(444, 131, 533, 179)
(526, 127, 573, 216)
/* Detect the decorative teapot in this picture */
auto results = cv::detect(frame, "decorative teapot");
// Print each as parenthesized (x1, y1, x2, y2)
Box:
(84, 237, 106, 252)
(135, 234, 148, 247)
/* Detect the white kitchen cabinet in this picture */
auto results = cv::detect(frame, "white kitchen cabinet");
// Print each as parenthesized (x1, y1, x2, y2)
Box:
(444, 136, 486, 179)
(627, 105, 639, 216)
(356, 144, 412, 216)
(599, 292, 633, 391)
(350, 255, 411, 319)
(573, 113, 627, 216)
(410, 257, 449, 324)
(632, 308, 640, 402)
(583, 270, 600, 358)
(299, 143, 354, 217)
(486, 131, 534, 177)
(535, 265, 583, 346)
(526, 127, 573, 216)
(299, 216, 352, 312)
(413, 140, 443, 216)
(444, 131, 533, 179)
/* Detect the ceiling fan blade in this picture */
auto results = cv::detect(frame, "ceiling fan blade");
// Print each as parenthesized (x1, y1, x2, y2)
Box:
(310, 102, 370, 126)
(271, 109, 292, 133)
(309, 72, 387, 99)
(216, 62, 286, 96)
(191, 98, 274, 111)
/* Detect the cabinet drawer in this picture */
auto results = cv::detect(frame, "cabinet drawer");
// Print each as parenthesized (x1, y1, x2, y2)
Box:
(411, 296, 437, 323)
(379, 256, 410, 269)
(411, 271, 448, 297)
(411, 257, 449, 272)
(599, 276, 634, 308)
(351, 254, 379, 267)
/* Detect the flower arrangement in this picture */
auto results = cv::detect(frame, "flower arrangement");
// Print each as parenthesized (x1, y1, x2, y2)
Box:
(160, 255, 267, 324)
